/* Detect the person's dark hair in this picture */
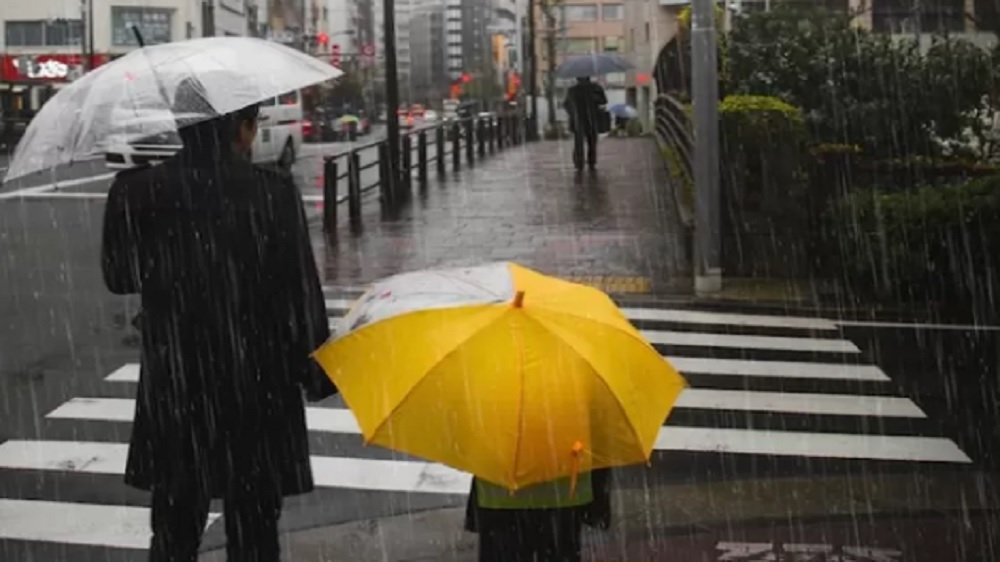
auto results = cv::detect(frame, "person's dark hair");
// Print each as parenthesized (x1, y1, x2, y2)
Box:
(172, 76, 260, 154)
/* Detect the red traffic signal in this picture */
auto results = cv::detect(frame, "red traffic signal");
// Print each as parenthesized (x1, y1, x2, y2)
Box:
(461, 72, 472, 84)
(317, 33, 329, 46)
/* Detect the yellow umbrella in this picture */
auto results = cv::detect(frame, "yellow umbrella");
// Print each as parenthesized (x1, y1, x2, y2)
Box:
(313, 262, 687, 491)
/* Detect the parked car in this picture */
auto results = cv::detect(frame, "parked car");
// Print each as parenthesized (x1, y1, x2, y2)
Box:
(106, 90, 304, 169)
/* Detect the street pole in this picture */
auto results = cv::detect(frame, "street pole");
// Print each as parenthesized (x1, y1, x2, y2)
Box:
(691, 0, 722, 294)
(383, 0, 402, 204)
(81, 0, 95, 70)
(525, 0, 539, 141)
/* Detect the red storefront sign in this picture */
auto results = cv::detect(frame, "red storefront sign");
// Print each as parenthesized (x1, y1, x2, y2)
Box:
(1, 54, 111, 82)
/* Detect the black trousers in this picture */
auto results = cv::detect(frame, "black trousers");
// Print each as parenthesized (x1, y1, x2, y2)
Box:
(477, 508, 583, 562)
(572, 130, 598, 170)
(148, 470, 283, 562)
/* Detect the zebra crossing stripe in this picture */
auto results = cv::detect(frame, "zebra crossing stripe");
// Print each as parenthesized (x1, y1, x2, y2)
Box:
(49, 388, 926, 432)
(0, 498, 221, 549)
(639, 330, 860, 354)
(0, 440, 471, 494)
(324, 299, 838, 330)
(41, 400, 964, 464)
(105, 358, 891, 384)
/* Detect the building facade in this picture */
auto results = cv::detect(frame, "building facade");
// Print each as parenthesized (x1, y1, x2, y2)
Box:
(410, 0, 449, 104)
(531, 0, 626, 123)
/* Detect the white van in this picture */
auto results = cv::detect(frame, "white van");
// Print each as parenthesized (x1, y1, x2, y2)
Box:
(104, 91, 304, 170)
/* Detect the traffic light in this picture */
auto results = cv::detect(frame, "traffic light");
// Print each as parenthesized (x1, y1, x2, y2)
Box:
(461, 72, 472, 84)
(317, 32, 329, 47)
(331, 44, 341, 67)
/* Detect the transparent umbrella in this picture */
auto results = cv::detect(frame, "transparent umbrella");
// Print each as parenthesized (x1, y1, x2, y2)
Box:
(4, 36, 343, 181)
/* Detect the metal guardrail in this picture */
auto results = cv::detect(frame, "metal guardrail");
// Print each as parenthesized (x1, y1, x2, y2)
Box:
(653, 94, 694, 186)
(321, 113, 527, 232)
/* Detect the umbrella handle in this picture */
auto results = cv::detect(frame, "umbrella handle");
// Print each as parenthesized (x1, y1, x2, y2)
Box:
(569, 440, 584, 498)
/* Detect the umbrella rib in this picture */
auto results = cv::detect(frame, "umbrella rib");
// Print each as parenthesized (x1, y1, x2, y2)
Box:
(520, 312, 661, 464)
(363, 309, 508, 446)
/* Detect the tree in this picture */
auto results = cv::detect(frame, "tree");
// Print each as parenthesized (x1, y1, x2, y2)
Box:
(723, 4, 993, 159)
(539, 0, 563, 127)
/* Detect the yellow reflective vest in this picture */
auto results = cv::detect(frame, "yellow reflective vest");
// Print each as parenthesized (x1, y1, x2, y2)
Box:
(475, 473, 593, 510)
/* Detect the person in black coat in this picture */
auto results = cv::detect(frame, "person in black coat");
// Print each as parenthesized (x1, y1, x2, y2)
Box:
(101, 81, 335, 562)
(464, 469, 613, 562)
(563, 77, 608, 171)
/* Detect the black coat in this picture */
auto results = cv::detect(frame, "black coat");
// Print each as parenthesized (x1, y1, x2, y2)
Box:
(101, 148, 335, 499)
(564, 82, 608, 136)
(464, 469, 613, 533)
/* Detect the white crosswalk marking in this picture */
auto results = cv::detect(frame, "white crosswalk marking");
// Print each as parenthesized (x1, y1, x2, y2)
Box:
(0, 296, 974, 554)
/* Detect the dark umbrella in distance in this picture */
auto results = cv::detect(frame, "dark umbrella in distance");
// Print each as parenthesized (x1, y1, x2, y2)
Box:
(555, 53, 634, 79)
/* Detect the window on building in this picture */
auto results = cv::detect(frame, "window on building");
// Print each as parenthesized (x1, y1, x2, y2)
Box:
(563, 5, 599, 22)
(564, 38, 597, 54)
(5, 20, 83, 47)
(871, 0, 962, 31)
(112, 7, 174, 46)
(603, 36, 621, 52)
(601, 4, 624, 21)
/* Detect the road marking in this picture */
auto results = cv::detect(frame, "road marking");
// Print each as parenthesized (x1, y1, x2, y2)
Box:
(674, 389, 925, 418)
(837, 319, 1000, 331)
(353, 316, 826, 344)
(620, 308, 837, 330)
(666, 357, 889, 381)
(641, 330, 860, 354)
(0, 440, 470, 495)
(325, 299, 839, 332)
(0, 498, 220, 549)
(106, 357, 889, 385)
(655, 427, 971, 463)
(0, 171, 116, 200)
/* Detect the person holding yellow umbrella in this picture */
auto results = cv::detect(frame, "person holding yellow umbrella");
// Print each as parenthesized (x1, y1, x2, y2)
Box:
(313, 261, 687, 560)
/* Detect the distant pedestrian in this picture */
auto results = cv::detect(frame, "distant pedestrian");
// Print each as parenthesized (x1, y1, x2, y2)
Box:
(465, 469, 612, 562)
(564, 77, 608, 171)
(101, 77, 336, 562)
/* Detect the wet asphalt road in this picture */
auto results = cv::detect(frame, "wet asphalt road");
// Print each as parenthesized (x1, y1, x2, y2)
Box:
(1, 137, 999, 561)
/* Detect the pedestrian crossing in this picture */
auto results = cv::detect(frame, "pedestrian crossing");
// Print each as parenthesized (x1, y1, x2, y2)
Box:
(0, 289, 974, 556)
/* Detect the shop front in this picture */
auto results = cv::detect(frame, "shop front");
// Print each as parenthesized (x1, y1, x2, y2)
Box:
(0, 53, 111, 144)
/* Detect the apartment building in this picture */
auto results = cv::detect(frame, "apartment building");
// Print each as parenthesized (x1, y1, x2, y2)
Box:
(411, 0, 449, 103)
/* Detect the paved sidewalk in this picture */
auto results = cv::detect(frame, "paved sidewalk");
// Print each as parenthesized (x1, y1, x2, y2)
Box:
(314, 137, 690, 295)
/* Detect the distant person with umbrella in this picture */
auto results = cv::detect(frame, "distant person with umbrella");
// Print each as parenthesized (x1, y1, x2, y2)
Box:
(557, 54, 632, 171)
(563, 77, 608, 171)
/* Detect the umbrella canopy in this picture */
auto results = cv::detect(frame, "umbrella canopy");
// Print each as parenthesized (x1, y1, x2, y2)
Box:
(608, 103, 639, 119)
(313, 262, 687, 491)
(337, 114, 360, 124)
(556, 53, 634, 79)
(5, 36, 342, 181)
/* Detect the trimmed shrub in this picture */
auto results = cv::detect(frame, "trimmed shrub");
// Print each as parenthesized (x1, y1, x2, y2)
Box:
(830, 175, 1000, 318)
(718, 95, 809, 278)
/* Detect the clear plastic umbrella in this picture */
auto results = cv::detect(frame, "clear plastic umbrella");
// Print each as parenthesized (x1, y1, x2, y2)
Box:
(555, 53, 634, 79)
(5, 36, 342, 181)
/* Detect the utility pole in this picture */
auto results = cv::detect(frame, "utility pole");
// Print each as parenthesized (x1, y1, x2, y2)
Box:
(80, 0, 95, 70)
(202, 0, 216, 37)
(383, 0, 402, 204)
(691, 0, 721, 294)
(526, 0, 538, 140)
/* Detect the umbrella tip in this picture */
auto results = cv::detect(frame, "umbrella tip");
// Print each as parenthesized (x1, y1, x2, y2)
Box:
(512, 291, 525, 308)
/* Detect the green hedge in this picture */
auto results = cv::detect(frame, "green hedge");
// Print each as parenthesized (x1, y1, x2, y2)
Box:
(718, 95, 810, 277)
(830, 175, 1000, 315)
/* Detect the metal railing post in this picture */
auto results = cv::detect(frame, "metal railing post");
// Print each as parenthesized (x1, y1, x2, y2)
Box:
(436, 125, 446, 176)
(378, 141, 390, 205)
(452, 123, 461, 171)
(417, 131, 428, 188)
(477, 118, 486, 157)
(465, 119, 474, 165)
(489, 116, 497, 153)
(323, 157, 338, 233)
(401, 133, 413, 191)
(348, 150, 362, 225)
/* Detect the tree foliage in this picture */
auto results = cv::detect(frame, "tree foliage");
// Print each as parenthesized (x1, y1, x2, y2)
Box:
(723, 5, 995, 159)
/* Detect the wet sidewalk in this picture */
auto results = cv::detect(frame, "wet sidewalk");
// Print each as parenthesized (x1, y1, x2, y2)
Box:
(200, 469, 1000, 561)
(313, 137, 691, 295)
